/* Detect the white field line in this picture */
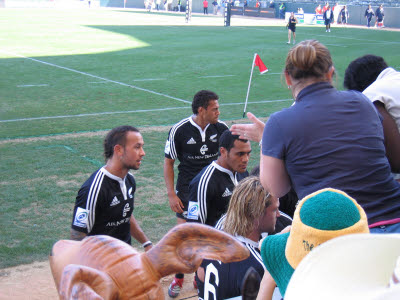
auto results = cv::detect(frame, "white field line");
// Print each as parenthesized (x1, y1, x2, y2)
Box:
(0, 99, 293, 123)
(323, 43, 348, 47)
(249, 27, 400, 45)
(1, 50, 191, 104)
(17, 84, 49, 87)
(198, 75, 236, 78)
(132, 78, 167, 81)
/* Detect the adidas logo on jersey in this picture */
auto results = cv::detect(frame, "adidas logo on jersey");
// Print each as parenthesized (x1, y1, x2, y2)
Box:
(187, 137, 196, 144)
(222, 188, 232, 197)
(110, 196, 120, 206)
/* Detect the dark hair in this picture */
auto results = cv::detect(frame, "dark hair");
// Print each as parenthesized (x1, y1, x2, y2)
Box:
(103, 125, 139, 160)
(192, 90, 219, 115)
(343, 55, 388, 92)
(219, 130, 247, 154)
(285, 40, 333, 81)
(250, 164, 260, 176)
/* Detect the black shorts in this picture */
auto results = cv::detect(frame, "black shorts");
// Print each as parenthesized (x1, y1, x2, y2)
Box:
(288, 25, 296, 32)
(325, 19, 331, 26)
(176, 189, 190, 219)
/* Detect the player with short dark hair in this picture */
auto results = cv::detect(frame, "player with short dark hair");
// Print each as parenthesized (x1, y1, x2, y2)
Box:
(195, 176, 284, 299)
(164, 90, 228, 297)
(186, 130, 250, 227)
(344, 54, 388, 93)
(70, 126, 152, 251)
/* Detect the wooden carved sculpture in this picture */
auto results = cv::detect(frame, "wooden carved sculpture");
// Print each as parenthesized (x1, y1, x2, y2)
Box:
(49, 223, 249, 299)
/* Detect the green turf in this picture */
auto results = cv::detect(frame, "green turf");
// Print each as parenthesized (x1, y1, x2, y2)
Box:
(1, 8, 399, 268)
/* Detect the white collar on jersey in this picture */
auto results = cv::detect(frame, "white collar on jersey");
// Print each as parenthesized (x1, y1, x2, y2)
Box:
(189, 115, 210, 143)
(212, 161, 238, 185)
(235, 235, 259, 248)
(101, 167, 128, 200)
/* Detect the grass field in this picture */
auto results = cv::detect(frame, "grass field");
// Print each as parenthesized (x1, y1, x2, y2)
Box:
(1, 7, 400, 269)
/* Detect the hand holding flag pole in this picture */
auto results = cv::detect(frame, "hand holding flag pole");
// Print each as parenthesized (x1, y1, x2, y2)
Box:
(243, 53, 268, 118)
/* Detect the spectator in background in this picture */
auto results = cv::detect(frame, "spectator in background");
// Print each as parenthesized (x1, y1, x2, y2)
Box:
(332, 2, 339, 23)
(212, 0, 218, 14)
(375, 4, 385, 27)
(323, 5, 333, 32)
(287, 12, 298, 45)
(156, 0, 161, 10)
(269, 0, 275, 8)
(203, 0, 209, 14)
(279, 2, 286, 19)
(344, 55, 400, 179)
(231, 40, 400, 234)
(315, 4, 322, 14)
(244, 0, 248, 7)
(177, 0, 181, 11)
(365, 4, 375, 27)
(340, 5, 349, 25)
(322, 1, 329, 13)
(255, 0, 261, 16)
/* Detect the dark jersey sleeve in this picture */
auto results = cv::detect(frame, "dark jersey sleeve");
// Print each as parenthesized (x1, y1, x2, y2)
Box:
(187, 174, 204, 223)
(71, 184, 92, 233)
(164, 127, 178, 160)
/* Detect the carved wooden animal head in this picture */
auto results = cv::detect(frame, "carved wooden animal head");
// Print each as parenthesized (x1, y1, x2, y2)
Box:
(49, 223, 249, 299)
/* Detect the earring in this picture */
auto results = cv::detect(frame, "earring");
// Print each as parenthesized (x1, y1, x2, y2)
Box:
(287, 85, 291, 89)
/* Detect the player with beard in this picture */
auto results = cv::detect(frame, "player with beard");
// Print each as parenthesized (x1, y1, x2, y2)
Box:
(70, 126, 152, 251)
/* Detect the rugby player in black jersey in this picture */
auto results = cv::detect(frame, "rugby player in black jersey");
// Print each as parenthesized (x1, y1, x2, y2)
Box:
(70, 126, 152, 251)
(164, 90, 228, 297)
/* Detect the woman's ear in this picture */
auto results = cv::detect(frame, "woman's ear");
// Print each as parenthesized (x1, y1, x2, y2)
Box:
(327, 66, 335, 81)
(284, 71, 292, 87)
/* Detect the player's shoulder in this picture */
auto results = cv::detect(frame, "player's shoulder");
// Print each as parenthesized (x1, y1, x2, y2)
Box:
(168, 117, 192, 138)
(216, 120, 229, 130)
(80, 168, 105, 189)
(170, 117, 191, 131)
(126, 172, 135, 184)
(192, 162, 217, 184)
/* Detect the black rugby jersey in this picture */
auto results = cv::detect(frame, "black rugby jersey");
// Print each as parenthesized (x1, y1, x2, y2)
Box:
(164, 117, 228, 196)
(196, 236, 265, 300)
(187, 161, 248, 226)
(71, 167, 136, 244)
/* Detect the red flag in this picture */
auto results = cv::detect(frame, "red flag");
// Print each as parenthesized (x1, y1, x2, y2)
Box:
(254, 54, 268, 74)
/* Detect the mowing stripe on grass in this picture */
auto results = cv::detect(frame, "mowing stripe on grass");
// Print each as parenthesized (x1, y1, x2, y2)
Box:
(1, 50, 191, 104)
(0, 99, 293, 123)
(17, 84, 49, 87)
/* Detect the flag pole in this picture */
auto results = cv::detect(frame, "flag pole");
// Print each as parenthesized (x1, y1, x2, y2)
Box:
(243, 53, 257, 118)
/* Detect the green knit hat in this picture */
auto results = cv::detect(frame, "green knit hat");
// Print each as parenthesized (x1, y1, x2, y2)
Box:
(260, 188, 369, 297)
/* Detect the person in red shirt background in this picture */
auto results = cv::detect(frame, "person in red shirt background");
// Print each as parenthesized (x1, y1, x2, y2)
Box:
(203, 0, 208, 14)
(322, 2, 329, 13)
(315, 4, 322, 14)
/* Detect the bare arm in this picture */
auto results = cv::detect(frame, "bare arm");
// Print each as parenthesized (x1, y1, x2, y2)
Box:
(163, 157, 184, 213)
(70, 228, 87, 241)
(375, 102, 400, 173)
(256, 270, 276, 300)
(230, 112, 265, 142)
(260, 153, 291, 198)
(130, 215, 152, 251)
